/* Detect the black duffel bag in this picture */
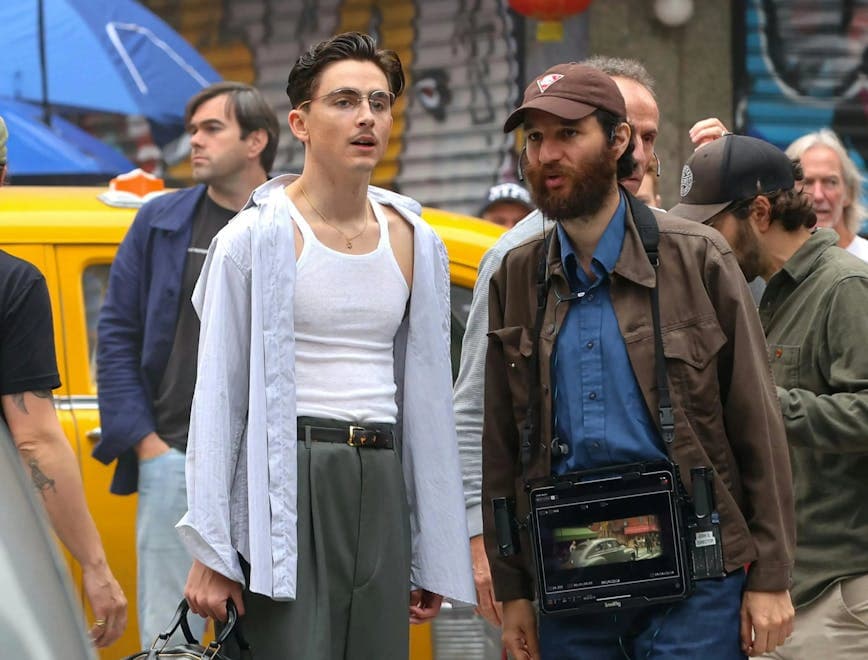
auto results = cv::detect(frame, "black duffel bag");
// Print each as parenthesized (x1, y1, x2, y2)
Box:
(121, 599, 251, 659)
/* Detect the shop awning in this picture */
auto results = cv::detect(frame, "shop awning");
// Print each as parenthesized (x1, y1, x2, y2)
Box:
(553, 527, 596, 542)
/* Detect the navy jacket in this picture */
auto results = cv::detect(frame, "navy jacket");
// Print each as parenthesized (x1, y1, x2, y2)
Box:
(94, 185, 207, 494)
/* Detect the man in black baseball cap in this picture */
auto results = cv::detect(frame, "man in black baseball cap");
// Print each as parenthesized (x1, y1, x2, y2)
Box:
(674, 134, 868, 660)
(670, 133, 796, 225)
(482, 65, 795, 660)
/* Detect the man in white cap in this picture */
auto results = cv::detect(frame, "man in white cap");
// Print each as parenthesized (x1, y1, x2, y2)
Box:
(479, 182, 535, 229)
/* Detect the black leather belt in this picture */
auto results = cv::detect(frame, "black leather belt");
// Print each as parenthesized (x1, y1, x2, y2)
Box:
(297, 416, 394, 449)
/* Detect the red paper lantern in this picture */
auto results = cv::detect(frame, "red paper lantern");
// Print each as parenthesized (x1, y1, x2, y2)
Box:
(508, 0, 593, 22)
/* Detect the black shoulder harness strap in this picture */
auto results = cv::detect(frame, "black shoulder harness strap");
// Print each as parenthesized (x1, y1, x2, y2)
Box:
(520, 194, 674, 474)
(627, 194, 675, 447)
(521, 230, 552, 469)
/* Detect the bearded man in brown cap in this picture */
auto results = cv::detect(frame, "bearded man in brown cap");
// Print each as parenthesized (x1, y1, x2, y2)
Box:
(481, 64, 795, 659)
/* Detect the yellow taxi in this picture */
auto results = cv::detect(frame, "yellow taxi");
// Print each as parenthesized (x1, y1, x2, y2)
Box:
(0, 180, 504, 659)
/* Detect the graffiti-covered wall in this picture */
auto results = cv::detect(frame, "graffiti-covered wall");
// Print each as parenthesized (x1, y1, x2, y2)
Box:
(737, 0, 868, 231)
(217, 0, 522, 215)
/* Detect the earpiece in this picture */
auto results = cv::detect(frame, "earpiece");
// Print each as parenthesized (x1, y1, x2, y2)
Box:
(608, 127, 616, 143)
(517, 146, 527, 182)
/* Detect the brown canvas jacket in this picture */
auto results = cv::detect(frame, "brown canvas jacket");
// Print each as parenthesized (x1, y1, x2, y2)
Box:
(481, 203, 795, 603)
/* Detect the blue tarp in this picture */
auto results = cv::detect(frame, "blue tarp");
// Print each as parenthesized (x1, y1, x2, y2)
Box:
(0, 98, 134, 176)
(0, 0, 221, 126)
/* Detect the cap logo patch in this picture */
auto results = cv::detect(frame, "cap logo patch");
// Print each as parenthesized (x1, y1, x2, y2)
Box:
(536, 73, 564, 93)
(680, 164, 694, 198)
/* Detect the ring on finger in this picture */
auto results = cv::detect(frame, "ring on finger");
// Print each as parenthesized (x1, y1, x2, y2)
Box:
(94, 618, 107, 627)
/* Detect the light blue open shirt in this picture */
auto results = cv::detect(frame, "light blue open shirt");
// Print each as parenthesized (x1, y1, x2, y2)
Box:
(177, 175, 475, 606)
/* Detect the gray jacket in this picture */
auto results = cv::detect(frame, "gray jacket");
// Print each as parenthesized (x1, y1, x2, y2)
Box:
(453, 210, 550, 536)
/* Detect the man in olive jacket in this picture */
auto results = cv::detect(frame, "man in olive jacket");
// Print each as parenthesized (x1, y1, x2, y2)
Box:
(672, 133, 868, 660)
(482, 64, 795, 659)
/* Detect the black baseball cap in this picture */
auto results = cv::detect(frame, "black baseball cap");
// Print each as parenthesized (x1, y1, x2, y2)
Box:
(669, 134, 796, 223)
(503, 62, 626, 133)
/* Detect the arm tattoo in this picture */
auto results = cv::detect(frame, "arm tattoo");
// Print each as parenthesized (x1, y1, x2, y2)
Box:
(10, 390, 54, 415)
(12, 393, 27, 414)
(32, 390, 54, 405)
(29, 459, 56, 495)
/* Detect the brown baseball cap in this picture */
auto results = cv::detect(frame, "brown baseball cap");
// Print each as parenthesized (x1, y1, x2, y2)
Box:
(503, 63, 626, 133)
(669, 134, 796, 224)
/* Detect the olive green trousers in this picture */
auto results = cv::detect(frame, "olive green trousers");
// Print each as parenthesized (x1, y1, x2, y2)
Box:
(223, 435, 411, 659)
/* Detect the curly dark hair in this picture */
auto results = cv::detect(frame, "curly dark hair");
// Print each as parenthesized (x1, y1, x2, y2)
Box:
(729, 160, 817, 230)
(592, 109, 636, 180)
(286, 32, 405, 109)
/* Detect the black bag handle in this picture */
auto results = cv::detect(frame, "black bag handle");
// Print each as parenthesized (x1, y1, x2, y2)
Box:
(151, 599, 251, 657)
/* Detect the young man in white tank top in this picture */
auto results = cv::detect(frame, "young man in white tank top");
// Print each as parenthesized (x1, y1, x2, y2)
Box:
(180, 32, 474, 659)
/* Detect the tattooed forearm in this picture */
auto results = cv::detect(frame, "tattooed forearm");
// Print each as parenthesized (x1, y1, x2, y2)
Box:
(32, 390, 54, 407)
(10, 390, 54, 415)
(12, 392, 27, 414)
(29, 459, 56, 495)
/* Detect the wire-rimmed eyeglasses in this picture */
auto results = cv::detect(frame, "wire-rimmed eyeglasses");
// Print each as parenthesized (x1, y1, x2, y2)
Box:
(296, 88, 395, 114)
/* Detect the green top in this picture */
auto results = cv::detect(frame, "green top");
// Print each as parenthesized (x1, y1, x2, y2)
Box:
(761, 228, 868, 607)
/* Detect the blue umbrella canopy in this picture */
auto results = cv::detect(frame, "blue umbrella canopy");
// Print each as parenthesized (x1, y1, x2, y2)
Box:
(0, 0, 221, 126)
(0, 98, 135, 176)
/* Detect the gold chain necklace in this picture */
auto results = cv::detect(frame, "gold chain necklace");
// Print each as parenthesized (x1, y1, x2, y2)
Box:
(299, 183, 369, 250)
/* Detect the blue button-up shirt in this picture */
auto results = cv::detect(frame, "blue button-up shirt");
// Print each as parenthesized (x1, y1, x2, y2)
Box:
(552, 193, 666, 474)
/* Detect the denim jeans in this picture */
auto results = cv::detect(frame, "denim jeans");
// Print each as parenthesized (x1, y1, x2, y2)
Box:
(136, 448, 204, 648)
(539, 570, 747, 659)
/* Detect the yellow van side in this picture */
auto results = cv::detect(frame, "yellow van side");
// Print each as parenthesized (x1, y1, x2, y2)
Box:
(0, 185, 503, 659)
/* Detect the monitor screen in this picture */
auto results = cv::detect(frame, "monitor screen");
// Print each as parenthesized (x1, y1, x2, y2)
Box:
(529, 465, 689, 613)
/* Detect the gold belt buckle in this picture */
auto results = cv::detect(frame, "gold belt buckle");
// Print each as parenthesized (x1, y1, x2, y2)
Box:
(348, 425, 366, 447)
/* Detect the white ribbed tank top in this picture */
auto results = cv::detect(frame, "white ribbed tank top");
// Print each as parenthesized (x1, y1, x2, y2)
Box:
(289, 197, 410, 423)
